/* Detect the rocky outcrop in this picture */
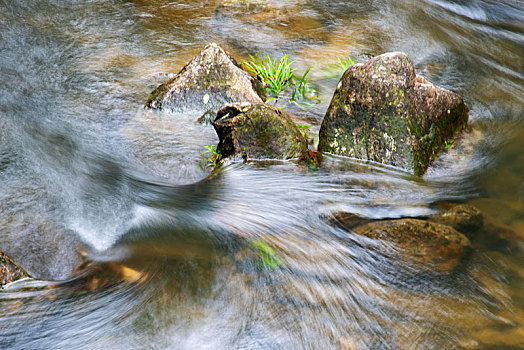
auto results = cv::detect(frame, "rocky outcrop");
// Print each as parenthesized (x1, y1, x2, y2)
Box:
(146, 43, 263, 114)
(212, 103, 309, 161)
(318, 52, 468, 175)
(1, 251, 29, 287)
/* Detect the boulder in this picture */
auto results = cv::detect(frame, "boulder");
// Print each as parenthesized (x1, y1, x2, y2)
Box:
(428, 204, 483, 237)
(212, 103, 309, 161)
(1, 251, 29, 287)
(318, 52, 468, 175)
(352, 218, 471, 273)
(146, 43, 263, 114)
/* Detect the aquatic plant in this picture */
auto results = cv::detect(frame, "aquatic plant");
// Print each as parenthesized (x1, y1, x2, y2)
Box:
(199, 145, 221, 169)
(251, 240, 283, 270)
(243, 52, 293, 101)
(242, 52, 318, 107)
(321, 55, 356, 78)
(294, 123, 311, 140)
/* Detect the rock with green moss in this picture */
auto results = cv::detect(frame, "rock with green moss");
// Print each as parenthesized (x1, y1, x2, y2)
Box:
(352, 218, 471, 273)
(146, 43, 263, 114)
(318, 52, 468, 175)
(1, 251, 29, 287)
(212, 103, 309, 161)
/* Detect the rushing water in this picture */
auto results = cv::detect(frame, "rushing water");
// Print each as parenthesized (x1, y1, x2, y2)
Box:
(0, 0, 523, 349)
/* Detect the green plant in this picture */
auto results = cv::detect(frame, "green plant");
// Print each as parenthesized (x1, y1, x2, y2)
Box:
(444, 139, 455, 150)
(295, 123, 311, 139)
(199, 145, 221, 169)
(251, 240, 283, 270)
(290, 67, 320, 109)
(243, 52, 293, 101)
(242, 52, 318, 107)
(321, 55, 355, 78)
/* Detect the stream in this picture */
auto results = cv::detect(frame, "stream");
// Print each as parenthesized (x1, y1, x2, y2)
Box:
(0, 0, 523, 349)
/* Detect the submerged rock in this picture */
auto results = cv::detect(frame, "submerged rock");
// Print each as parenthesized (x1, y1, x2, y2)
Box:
(429, 204, 483, 237)
(318, 52, 468, 175)
(215, 0, 327, 43)
(351, 218, 471, 273)
(1, 251, 29, 287)
(146, 43, 263, 114)
(212, 103, 309, 161)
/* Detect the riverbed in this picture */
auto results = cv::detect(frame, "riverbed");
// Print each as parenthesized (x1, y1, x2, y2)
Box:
(1, 1, 523, 349)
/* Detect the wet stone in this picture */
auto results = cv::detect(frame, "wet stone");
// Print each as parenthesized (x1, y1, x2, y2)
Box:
(351, 218, 471, 273)
(146, 43, 263, 115)
(428, 204, 483, 237)
(1, 251, 29, 287)
(318, 52, 469, 175)
(212, 103, 309, 161)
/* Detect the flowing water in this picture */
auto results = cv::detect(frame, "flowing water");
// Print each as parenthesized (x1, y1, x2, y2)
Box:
(0, 0, 523, 349)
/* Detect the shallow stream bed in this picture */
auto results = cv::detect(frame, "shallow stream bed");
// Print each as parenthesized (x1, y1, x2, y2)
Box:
(0, 1, 523, 349)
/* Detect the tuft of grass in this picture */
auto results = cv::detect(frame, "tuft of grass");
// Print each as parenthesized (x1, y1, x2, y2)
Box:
(243, 52, 294, 101)
(294, 123, 311, 140)
(321, 55, 355, 78)
(242, 52, 318, 108)
(199, 145, 221, 169)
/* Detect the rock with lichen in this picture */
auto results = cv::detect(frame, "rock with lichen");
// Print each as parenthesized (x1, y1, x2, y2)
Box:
(318, 52, 469, 175)
(351, 218, 471, 273)
(212, 103, 309, 161)
(146, 43, 263, 114)
(1, 251, 29, 287)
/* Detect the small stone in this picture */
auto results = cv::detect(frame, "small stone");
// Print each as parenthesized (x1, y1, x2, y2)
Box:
(1, 251, 29, 288)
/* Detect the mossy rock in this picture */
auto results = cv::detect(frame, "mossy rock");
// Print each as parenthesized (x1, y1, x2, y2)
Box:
(352, 218, 471, 273)
(146, 43, 263, 114)
(318, 52, 468, 175)
(212, 103, 309, 161)
(1, 251, 29, 287)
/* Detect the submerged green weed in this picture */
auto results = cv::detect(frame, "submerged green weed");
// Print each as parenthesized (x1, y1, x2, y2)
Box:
(251, 240, 283, 270)
(321, 55, 355, 78)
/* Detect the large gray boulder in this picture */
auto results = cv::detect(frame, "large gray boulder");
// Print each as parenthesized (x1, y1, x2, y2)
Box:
(146, 43, 264, 114)
(318, 52, 468, 175)
(1, 251, 29, 287)
(212, 103, 309, 161)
